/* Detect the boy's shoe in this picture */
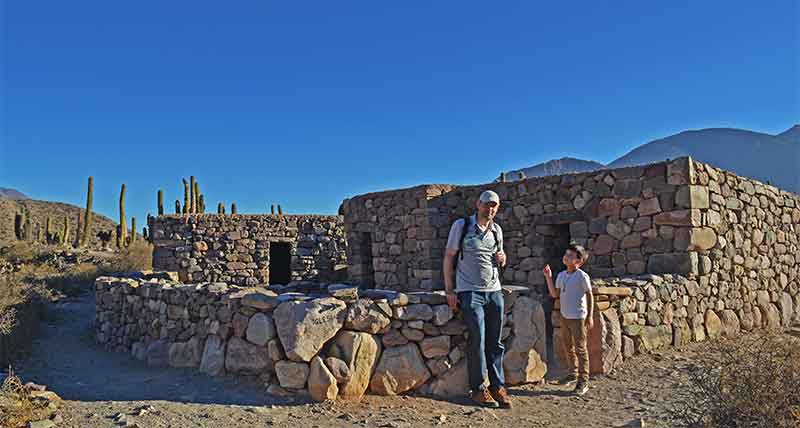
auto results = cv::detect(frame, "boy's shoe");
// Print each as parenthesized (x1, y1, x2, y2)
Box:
(573, 381, 589, 396)
(557, 374, 578, 385)
(470, 389, 499, 408)
(488, 386, 512, 409)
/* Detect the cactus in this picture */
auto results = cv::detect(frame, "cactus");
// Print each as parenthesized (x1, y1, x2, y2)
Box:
(119, 184, 127, 247)
(61, 215, 69, 245)
(157, 190, 164, 215)
(270, 204, 275, 215)
(45, 216, 52, 243)
(218, 202, 225, 215)
(278, 204, 283, 215)
(130, 217, 137, 244)
(14, 212, 24, 240)
(231, 203, 237, 214)
(499, 171, 507, 183)
(199, 194, 205, 214)
(175, 200, 181, 214)
(189, 176, 196, 214)
(182, 178, 189, 214)
(193, 180, 200, 214)
(36, 226, 42, 243)
(79, 176, 93, 247)
(142, 227, 148, 241)
(24, 217, 32, 242)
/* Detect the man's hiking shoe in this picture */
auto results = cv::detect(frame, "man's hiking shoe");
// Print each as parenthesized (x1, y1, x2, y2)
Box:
(470, 389, 499, 408)
(573, 381, 588, 396)
(557, 374, 577, 385)
(489, 386, 512, 409)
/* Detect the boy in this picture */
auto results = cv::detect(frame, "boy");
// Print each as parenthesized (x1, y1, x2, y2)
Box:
(542, 243, 593, 396)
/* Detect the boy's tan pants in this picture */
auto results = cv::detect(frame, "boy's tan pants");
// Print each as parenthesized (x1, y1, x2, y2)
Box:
(560, 318, 590, 383)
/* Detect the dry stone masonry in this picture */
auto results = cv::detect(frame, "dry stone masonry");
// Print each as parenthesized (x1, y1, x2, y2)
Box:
(148, 214, 347, 286)
(95, 275, 547, 401)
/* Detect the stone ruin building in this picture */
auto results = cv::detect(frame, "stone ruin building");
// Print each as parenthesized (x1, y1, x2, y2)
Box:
(94, 156, 797, 401)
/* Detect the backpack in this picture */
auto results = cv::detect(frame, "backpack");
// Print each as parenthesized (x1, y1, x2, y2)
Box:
(454, 216, 501, 269)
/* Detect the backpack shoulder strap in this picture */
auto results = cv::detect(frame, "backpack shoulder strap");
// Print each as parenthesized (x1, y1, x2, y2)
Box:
(457, 216, 471, 260)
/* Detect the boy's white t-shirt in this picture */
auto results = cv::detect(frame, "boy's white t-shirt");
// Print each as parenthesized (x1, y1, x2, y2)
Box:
(556, 268, 592, 320)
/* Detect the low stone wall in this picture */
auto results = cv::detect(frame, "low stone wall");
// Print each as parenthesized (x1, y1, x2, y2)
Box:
(553, 273, 800, 375)
(95, 274, 547, 401)
(148, 214, 348, 286)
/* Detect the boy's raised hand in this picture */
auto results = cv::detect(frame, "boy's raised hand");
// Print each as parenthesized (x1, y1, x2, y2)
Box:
(542, 264, 552, 278)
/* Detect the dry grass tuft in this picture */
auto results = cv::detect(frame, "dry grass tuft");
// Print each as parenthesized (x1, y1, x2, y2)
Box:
(677, 332, 800, 428)
(0, 370, 52, 428)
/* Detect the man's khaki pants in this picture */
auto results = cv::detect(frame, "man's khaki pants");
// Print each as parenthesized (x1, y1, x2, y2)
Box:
(560, 318, 589, 383)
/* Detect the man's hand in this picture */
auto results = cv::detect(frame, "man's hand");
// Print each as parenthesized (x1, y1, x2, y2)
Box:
(446, 291, 458, 312)
(495, 251, 507, 267)
(585, 316, 594, 330)
(543, 264, 552, 278)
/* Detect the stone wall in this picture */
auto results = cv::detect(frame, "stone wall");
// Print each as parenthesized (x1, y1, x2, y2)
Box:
(94, 274, 547, 401)
(340, 157, 800, 299)
(148, 214, 348, 286)
(553, 272, 800, 375)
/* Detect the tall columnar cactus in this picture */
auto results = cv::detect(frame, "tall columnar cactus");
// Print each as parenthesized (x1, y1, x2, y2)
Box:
(500, 171, 507, 183)
(24, 217, 32, 242)
(130, 217, 137, 244)
(193, 180, 201, 214)
(182, 178, 189, 214)
(175, 200, 181, 214)
(278, 205, 283, 215)
(119, 184, 127, 247)
(142, 227, 148, 241)
(231, 203, 237, 215)
(45, 216, 52, 242)
(80, 176, 93, 247)
(157, 190, 164, 215)
(61, 215, 69, 246)
(199, 194, 206, 214)
(36, 226, 42, 243)
(189, 176, 196, 214)
(14, 212, 24, 240)
(270, 204, 275, 215)
(218, 202, 225, 215)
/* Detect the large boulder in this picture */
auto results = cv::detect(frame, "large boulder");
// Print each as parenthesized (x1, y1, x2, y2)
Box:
(324, 357, 351, 383)
(588, 309, 622, 375)
(779, 292, 794, 328)
(274, 297, 347, 362)
(308, 356, 338, 402)
(705, 310, 722, 340)
(720, 310, 740, 338)
(425, 360, 469, 398)
(326, 331, 381, 401)
(225, 337, 270, 374)
(504, 296, 548, 385)
(275, 360, 310, 390)
(246, 313, 276, 346)
(369, 343, 430, 395)
(169, 336, 203, 368)
(344, 299, 391, 334)
(200, 335, 226, 376)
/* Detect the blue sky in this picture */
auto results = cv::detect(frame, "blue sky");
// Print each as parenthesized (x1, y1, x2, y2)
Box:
(1, 1, 798, 227)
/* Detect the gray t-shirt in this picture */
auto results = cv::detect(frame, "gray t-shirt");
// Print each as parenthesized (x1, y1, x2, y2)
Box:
(446, 215, 503, 293)
(556, 268, 592, 319)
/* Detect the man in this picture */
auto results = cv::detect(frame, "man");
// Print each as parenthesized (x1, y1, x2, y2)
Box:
(442, 190, 510, 409)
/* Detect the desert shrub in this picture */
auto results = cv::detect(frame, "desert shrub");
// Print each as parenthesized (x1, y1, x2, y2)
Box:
(101, 240, 153, 274)
(676, 332, 800, 428)
(0, 242, 38, 264)
(42, 263, 101, 296)
(0, 274, 54, 335)
(0, 370, 52, 428)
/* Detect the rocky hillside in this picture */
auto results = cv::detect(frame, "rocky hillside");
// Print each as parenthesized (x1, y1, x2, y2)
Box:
(503, 157, 605, 181)
(0, 197, 118, 248)
(0, 188, 29, 200)
(503, 124, 800, 193)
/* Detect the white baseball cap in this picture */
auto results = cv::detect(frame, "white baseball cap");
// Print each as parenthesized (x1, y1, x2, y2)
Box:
(479, 190, 500, 204)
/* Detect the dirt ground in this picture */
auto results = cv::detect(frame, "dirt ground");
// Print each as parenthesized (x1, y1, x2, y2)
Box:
(9, 290, 710, 428)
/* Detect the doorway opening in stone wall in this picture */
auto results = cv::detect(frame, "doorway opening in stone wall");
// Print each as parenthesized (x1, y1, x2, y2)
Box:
(538, 223, 571, 368)
(269, 242, 292, 285)
(357, 232, 375, 288)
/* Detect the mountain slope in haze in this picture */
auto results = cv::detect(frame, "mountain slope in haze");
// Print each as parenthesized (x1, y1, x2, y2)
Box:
(0, 198, 118, 247)
(504, 157, 605, 181)
(502, 124, 799, 194)
(607, 126, 799, 193)
(0, 188, 30, 200)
